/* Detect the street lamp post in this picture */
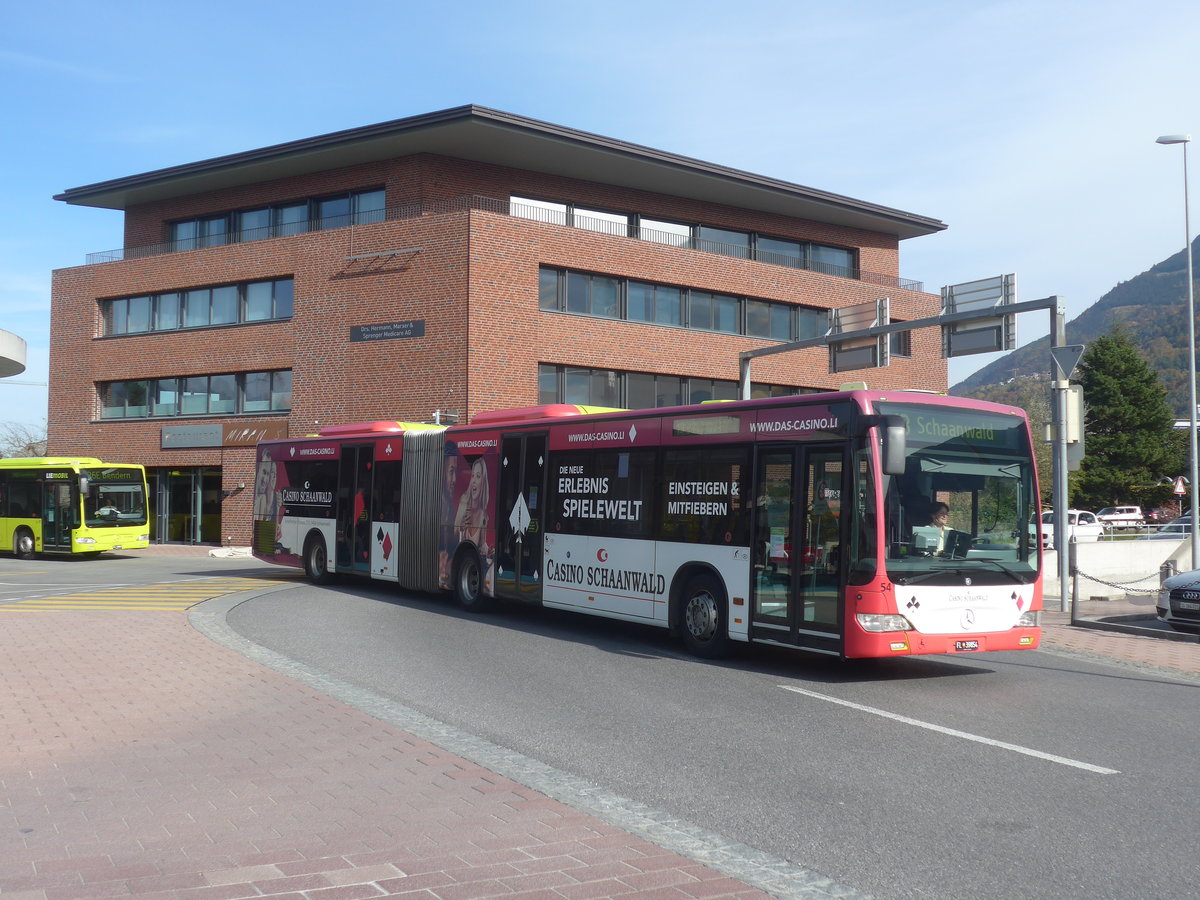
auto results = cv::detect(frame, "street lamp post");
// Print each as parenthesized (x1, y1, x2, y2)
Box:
(1157, 134, 1199, 570)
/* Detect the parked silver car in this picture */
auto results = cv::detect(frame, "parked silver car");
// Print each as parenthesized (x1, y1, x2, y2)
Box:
(1157, 563, 1200, 633)
(1137, 515, 1193, 540)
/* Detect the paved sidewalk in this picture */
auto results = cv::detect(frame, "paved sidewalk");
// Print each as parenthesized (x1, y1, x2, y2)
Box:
(1, 559, 1196, 900)
(1041, 593, 1200, 676)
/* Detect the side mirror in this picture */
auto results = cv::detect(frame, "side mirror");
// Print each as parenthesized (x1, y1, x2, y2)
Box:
(880, 416, 906, 476)
(78, 475, 89, 495)
(859, 415, 906, 476)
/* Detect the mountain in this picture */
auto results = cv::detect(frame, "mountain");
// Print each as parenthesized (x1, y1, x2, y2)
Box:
(951, 237, 1200, 415)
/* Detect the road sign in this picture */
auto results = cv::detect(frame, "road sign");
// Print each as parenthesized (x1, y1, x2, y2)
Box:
(1175, 476, 1188, 495)
(940, 275, 1017, 357)
(1050, 344, 1086, 380)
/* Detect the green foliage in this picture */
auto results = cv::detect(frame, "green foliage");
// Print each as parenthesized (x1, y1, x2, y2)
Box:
(1072, 328, 1183, 510)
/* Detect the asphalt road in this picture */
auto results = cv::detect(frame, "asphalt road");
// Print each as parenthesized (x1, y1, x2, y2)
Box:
(222, 574, 1200, 900)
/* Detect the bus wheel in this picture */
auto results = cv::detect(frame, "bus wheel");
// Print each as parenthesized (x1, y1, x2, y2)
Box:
(454, 549, 494, 613)
(303, 534, 333, 585)
(14, 528, 35, 560)
(679, 573, 730, 658)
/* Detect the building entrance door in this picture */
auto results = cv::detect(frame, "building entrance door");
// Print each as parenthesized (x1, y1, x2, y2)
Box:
(149, 467, 222, 544)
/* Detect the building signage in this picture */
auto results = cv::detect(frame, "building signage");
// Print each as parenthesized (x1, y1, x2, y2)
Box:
(161, 424, 223, 449)
(350, 320, 425, 342)
(162, 422, 289, 449)
(224, 422, 288, 447)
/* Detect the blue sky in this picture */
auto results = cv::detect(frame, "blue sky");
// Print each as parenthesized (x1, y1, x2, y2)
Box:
(3, 0, 1199, 429)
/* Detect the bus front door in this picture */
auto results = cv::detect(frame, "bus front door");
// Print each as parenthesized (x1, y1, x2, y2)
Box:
(751, 446, 845, 656)
(495, 433, 547, 602)
(42, 480, 74, 552)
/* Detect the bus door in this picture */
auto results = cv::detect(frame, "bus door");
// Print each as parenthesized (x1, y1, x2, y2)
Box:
(42, 478, 74, 552)
(336, 443, 374, 572)
(751, 446, 845, 655)
(495, 433, 547, 602)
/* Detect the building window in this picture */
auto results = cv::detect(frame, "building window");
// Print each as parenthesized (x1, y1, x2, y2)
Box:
(627, 281, 682, 327)
(510, 196, 568, 226)
(169, 187, 384, 250)
(697, 225, 751, 259)
(572, 206, 629, 237)
(889, 322, 912, 358)
(688, 290, 739, 333)
(638, 217, 692, 248)
(511, 193, 859, 282)
(566, 272, 620, 318)
(101, 278, 293, 336)
(541, 266, 819, 343)
(99, 370, 292, 419)
(810, 244, 856, 278)
(538, 364, 798, 409)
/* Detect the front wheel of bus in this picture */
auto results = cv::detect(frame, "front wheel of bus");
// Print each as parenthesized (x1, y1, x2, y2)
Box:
(303, 534, 333, 585)
(679, 573, 730, 658)
(454, 549, 494, 613)
(14, 527, 35, 560)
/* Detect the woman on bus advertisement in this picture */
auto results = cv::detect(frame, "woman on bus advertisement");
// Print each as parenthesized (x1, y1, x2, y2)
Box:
(442, 447, 497, 594)
(253, 448, 282, 554)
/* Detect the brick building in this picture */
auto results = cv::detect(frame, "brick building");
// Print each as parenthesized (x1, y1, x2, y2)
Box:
(49, 105, 947, 547)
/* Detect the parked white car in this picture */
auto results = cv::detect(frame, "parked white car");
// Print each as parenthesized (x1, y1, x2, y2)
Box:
(1030, 509, 1104, 550)
(1096, 505, 1145, 529)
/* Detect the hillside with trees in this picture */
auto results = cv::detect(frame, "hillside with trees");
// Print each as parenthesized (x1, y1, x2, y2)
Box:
(952, 237, 1200, 418)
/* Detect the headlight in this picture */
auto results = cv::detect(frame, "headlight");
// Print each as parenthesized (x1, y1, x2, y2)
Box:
(857, 613, 912, 632)
(75, 536, 97, 544)
(1017, 610, 1041, 627)
(139, 534, 149, 542)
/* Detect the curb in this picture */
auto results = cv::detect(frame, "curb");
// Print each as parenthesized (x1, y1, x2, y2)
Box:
(1073, 614, 1200, 644)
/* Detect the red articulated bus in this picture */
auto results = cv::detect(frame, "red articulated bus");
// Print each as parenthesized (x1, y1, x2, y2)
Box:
(253, 389, 1042, 659)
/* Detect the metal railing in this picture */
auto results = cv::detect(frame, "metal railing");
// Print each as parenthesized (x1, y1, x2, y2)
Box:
(84, 195, 924, 291)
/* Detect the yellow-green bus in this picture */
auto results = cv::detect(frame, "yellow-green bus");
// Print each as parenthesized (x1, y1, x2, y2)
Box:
(0, 458, 150, 558)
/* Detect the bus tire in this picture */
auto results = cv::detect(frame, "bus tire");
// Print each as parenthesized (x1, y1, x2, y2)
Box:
(454, 548, 494, 613)
(14, 527, 35, 560)
(303, 533, 334, 585)
(679, 572, 731, 658)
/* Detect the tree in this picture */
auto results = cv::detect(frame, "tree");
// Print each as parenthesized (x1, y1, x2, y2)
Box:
(0, 421, 48, 458)
(1072, 328, 1185, 510)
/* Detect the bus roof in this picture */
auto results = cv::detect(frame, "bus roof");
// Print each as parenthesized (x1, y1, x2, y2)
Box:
(468, 405, 626, 426)
(0, 457, 112, 468)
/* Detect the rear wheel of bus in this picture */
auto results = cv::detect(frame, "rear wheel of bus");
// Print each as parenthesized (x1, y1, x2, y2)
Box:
(453, 547, 494, 612)
(679, 572, 731, 658)
(303, 533, 334, 585)
(14, 527, 35, 560)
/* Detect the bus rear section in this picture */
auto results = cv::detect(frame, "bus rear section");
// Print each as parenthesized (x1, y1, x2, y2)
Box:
(251, 422, 445, 589)
(0, 458, 150, 558)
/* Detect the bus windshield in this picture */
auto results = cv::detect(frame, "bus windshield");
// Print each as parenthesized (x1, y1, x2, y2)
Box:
(875, 402, 1038, 585)
(82, 468, 148, 528)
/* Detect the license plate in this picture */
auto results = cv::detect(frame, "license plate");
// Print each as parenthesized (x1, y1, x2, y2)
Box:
(113, 545, 124, 550)
(954, 640, 980, 652)
(1178, 601, 1200, 611)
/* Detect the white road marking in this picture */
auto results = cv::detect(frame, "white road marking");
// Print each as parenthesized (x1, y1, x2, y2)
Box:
(779, 685, 1120, 775)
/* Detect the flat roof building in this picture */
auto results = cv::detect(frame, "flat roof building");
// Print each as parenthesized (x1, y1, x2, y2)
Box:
(50, 105, 948, 546)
